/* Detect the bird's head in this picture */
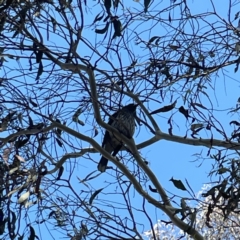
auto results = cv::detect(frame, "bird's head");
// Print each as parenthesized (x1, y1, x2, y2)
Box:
(123, 103, 138, 112)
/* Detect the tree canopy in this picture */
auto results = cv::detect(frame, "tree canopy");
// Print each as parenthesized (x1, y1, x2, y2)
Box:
(0, 0, 240, 239)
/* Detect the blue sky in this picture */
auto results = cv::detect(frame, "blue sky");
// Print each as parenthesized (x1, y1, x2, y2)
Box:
(1, 0, 240, 239)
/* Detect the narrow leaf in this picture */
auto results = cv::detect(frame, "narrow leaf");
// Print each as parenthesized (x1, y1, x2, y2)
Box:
(170, 178, 187, 191)
(89, 188, 104, 205)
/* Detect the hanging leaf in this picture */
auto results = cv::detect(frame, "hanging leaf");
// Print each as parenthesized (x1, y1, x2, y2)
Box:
(29, 116, 33, 126)
(95, 22, 110, 34)
(148, 36, 160, 46)
(179, 106, 190, 119)
(15, 154, 25, 162)
(150, 100, 177, 115)
(15, 137, 29, 149)
(191, 123, 204, 131)
(230, 120, 240, 126)
(18, 191, 30, 204)
(36, 61, 43, 80)
(104, 0, 112, 15)
(149, 185, 157, 193)
(50, 16, 57, 32)
(112, 19, 122, 37)
(144, 0, 151, 13)
(29, 98, 38, 107)
(56, 138, 63, 147)
(169, 45, 180, 50)
(55, 118, 62, 136)
(57, 166, 64, 180)
(29, 226, 36, 240)
(36, 51, 43, 63)
(168, 12, 172, 23)
(89, 188, 104, 205)
(170, 178, 187, 191)
(92, 13, 105, 25)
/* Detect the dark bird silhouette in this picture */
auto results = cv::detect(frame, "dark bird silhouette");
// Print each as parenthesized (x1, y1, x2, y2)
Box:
(97, 104, 137, 172)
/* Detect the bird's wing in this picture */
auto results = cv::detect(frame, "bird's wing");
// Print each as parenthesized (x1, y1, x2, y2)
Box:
(101, 111, 119, 147)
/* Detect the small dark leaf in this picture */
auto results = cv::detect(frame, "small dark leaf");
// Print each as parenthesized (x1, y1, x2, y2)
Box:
(168, 12, 172, 23)
(112, 19, 122, 37)
(95, 22, 110, 34)
(230, 120, 240, 126)
(93, 128, 98, 137)
(144, 0, 151, 12)
(0, 219, 6, 235)
(92, 13, 105, 25)
(150, 100, 177, 115)
(57, 166, 64, 180)
(170, 177, 187, 191)
(113, 0, 119, 9)
(28, 226, 35, 240)
(149, 185, 157, 193)
(56, 119, 62, 136)
(148, 36, 160, 44)
(218, 167, 229, 174)
(104, 0, 111, 15)
(103, 15, 110, 22)
(29, 98, 38, 107)
(192, 102, 208, 110)
(36, 51, 43, 63)
(179, 106, 190, 119)
(56, 138, 63, 147)
(15, 137, 29, 149)
(29, 116, 33, 126)
(234, 57, 240, 72)
(36, 61, 43, 80)
(89, 188, 104, 205)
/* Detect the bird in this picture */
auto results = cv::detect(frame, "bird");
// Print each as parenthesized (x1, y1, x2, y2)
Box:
(97, 103, 137, 172)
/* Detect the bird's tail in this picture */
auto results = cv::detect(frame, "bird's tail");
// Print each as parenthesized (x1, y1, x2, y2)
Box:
(97, 156, 108, 172)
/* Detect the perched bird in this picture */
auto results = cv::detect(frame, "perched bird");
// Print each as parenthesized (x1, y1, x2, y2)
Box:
(97, 104, 137, 172)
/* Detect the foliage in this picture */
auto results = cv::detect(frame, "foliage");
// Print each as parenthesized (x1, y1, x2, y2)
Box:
(0, 0, 240, 239)
(144, 185, 240, 240)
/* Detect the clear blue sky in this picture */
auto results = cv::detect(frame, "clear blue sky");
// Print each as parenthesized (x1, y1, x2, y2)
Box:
(2, 0, 239, 239)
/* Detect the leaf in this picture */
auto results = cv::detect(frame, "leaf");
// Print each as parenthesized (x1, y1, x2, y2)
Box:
(169, 45, 180, 50)
(57, 166, 64, 180)
(89, 188, 104, 205)
(168, 12, 172, 23)
(18, 191, 30, 204)
(112, 19, 122, 38)
(50, 16, 57, 32)
(15, 137, 29, 149)
(56, 138, 63, 147)
(29, 98, 38, 107)
(93, 128, 98, 137)
(36, 61, 43, 80)
(230, 120, 240, 126)
(92, 13, 105, 25)
(170, 178, 187, 191)
(192, 102, 208, 110)
(95, 22, 110, 34)
(218, 167, 229, 174)
(179, 106, 190, 119)
(29, 116, 33, 126)
(15, 154, 25, 162)
(150, 100, 177, 114)
(191, 123, 204, 131)
(36, 51, 43, 63)
(104, 0, 111, 15)
(148, 36, 160, 45)
(113, 0, 119, 9)
(28, 226, 36, 240)
(55, 118, 62, 136)
(149, 185, 157, 193)
(144, 0, 151, 12)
